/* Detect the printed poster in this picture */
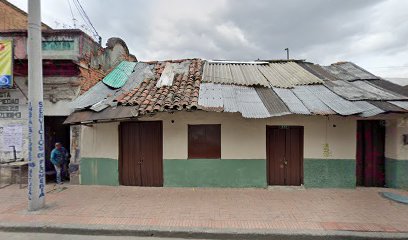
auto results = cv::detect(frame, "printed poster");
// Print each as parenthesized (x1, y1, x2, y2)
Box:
(0, 40, 13, 88)
(0, 124, 23, 152)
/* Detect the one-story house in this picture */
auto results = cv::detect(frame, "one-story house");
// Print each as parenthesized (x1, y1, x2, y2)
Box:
(65, 59, 408, 189)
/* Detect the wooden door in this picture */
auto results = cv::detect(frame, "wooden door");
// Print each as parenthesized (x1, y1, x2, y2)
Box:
(356, 120, 385, 187)
(267, 126, 303, 186)
(119, 121, 163, 186)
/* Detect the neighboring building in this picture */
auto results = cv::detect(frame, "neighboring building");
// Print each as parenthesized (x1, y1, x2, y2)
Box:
(0, 0, 50, 30)
(66, 59, 408, 189)
(0, 28, 135, 182)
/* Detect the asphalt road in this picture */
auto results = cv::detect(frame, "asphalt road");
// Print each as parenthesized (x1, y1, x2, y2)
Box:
(0, 232, 208, 240)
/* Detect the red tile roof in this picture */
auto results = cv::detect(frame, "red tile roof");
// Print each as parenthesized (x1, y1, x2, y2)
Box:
(116, 59, 203, 116)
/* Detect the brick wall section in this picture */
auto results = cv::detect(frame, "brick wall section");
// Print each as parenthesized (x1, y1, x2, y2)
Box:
(0, 0, 50, 30)
(79, 66, 106, 94)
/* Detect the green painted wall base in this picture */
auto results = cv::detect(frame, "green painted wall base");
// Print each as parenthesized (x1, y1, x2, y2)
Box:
(385, 158, 408, 189)
(164, 159, 267, 188)
(304, 159, 356, 188)
(80, 158, 119, 186)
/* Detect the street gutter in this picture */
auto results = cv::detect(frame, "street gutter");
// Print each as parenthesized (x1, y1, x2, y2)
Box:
(0, 222, 408, 240)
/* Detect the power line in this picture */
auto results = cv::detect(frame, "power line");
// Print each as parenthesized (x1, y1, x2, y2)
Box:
(66, 0, 77, 28)
(71, 0, 92, 32)
(71, 0, 100, 41)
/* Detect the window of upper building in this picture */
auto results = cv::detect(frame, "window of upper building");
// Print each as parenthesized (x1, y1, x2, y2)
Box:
(188, 124, 221, 159)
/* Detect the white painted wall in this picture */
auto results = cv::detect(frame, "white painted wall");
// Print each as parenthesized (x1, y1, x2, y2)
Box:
(44, 100, 73, 116)
(144, 112, 357, 160)
(385, 117, 408, 160)
(79, 112, 358, 160)
(80, 122, 119, 159)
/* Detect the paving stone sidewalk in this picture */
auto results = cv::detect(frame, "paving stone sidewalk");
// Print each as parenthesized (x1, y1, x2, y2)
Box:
(0, 184, 408, 237)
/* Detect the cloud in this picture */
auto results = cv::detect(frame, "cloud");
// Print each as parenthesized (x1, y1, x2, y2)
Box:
(7, 0, 408, 78)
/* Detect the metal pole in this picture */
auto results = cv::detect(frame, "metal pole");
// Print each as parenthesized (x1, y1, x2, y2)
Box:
(285, 48, 289, 60)
(28, 0, 46, 211)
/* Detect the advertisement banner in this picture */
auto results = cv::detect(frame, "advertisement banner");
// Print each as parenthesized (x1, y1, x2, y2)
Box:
(0, 40, 13, 88)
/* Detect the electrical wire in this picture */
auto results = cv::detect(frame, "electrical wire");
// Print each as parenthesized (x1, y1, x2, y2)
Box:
(71, 0, 91, 31)
(71, 0, 100, 40)
(67, 0, 76, 28)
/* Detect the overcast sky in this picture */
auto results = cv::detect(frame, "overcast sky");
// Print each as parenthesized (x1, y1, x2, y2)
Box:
(8, 0, 408, 79)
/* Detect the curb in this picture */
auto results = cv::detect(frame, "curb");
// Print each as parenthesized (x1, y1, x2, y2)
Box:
(1, 223, 408, 240)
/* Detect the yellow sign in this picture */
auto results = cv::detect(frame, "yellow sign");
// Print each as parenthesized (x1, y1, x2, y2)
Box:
(0, 40, 13, 88)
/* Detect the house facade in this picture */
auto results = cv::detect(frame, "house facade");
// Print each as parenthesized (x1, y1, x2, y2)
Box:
(0, 0, 50, 31)
(0, 28, 135, 182)
(66, 59, 408, 189)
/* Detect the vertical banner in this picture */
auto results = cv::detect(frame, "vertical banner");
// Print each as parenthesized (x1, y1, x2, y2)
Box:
(0, 40, 13, 88)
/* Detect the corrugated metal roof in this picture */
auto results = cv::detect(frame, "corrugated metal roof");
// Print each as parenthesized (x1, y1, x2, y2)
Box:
(240, 64, 269, 86)
(333, 62, 378, 80)
(298, 62, 339, 81)
(221, 84, 239, 112)
(291, 86, 335, 115)
(235, 86, 270, 118)
(370, 79, 408, 97)
(369, 101, 407, 113)
(122, 63, 154, 91)
(321, 65, 356, 81)
(198, 83, 224, 110)
(203, 62, 270, 87)
(203, 61, 323, 88)
(258, 62, 323, 88)
(69, 81, 116, 110)
(302, 85, 362, 115)
(351, 81, 407, 100)
(203, 62, 232, 84)
(64, 106, 137, 124)
(255, 88, 291, 116)
(272, 87, 310, 114)
(280, 62, 323, 85)
(389, 101, 408, 111)
(353, 101, 385, 117)
(198, 84, 271, 118)
(102, 61, 137, 88)
(324, 80, 379, 100)
(257, 64, 292, 88)
(71, 60, 136, 111)
(229, 64, 248, 85)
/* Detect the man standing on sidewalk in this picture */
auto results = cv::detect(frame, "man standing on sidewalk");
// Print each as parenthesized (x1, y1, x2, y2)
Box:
(50, 142, 68, 185)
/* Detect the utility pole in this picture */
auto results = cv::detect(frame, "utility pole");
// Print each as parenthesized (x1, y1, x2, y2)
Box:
(28, 0, 46, 211)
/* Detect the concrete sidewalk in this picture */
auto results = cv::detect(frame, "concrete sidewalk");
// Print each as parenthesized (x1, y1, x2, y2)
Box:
(0, 184, 408, 239)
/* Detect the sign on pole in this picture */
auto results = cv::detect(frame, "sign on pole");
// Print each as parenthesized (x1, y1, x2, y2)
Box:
(0, 39, 13, 88)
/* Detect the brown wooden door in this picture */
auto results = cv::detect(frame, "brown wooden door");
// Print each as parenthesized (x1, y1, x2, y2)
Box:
(267, 126, 303, 186)
(119, 121, 163, 187)
(356, 120, 385, 187)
